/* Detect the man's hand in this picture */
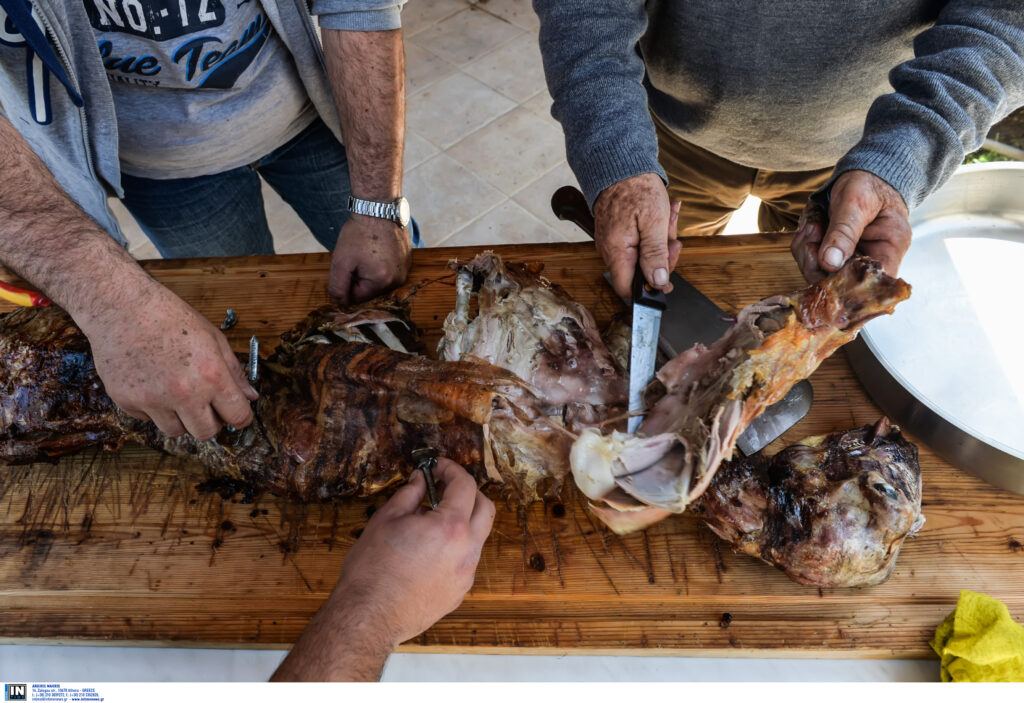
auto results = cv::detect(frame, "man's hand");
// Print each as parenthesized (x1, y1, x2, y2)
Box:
(82, 283, 257, 440)
(792, 170, 912, 282)
(328, 214, 411, 306)
(271, 459, 495, 681)
(334, 459, 494, 644)
(593, 173, 681, 299)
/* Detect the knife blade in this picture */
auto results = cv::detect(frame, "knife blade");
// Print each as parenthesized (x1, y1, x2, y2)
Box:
(628, 274, 665, 433)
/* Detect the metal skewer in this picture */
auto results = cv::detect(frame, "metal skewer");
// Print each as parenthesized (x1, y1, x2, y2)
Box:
(247, 336, 259, 384)
(411, 447, 440, 510)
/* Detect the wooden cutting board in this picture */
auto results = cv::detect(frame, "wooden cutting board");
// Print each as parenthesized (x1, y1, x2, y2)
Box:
(2, 236, 1022, 657)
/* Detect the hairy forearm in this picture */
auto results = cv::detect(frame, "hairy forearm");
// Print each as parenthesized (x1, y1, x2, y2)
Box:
(0, 116, 158, 328)
(322, 28, 404, 201)
(270, 590, 395, 682)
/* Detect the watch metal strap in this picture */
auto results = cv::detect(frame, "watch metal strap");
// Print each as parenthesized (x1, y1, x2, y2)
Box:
(348, 196, 397, 222)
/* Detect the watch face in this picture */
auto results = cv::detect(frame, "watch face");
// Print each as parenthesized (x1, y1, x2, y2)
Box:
(397, 197, 411, 227)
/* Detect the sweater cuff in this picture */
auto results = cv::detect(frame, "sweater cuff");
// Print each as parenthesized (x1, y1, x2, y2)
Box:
(831, 137, 935, 210)
(573, 140, 667, 208)
(314, 2, 404, 31)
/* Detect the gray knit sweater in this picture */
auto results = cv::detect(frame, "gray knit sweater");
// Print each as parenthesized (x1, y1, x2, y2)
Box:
(533, 0, 1024, 209)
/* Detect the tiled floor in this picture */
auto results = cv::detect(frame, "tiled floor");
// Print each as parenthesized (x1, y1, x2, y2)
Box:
(115, 0, 757, 259)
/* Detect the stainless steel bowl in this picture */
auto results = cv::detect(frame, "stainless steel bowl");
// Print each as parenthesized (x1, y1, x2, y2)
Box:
(847, 163, 1024, 494)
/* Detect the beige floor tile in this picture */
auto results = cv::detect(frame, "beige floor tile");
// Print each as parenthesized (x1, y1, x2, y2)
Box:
(401, 0, 468, 37)
(511, 160, 592, 242)
(462, 33, 546, 102)
(471, 0, 540, 32)
(261, 181, 320, 249)
(447, 106, 565, 196)
(405, 40, 459, 96)
(416, 6, 523, 67)
(439, 199, 553, 247)
(405, 130, 440, 171)
(128, 237, 161, 261)
(407, 72, 516, 149)
(275, 230, 328, 254)
(109, 198, 158, 259)
(522, 89, 554, 121)
(404, 153, 505, 244)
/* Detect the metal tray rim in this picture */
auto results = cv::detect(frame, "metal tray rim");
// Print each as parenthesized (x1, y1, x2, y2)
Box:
(852, 162, 1024, 493)
(858, 331, 1024, 461)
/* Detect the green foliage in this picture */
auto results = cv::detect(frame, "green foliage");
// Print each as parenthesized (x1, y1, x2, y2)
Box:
(964, 149, 1012, 164)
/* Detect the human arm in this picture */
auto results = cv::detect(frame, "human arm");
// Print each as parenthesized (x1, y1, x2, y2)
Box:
(797, 1, 1024, 280)
(314, 1, 409, 305)
(0, 115, 256, 438)
(270, 459, 495, 681)
(533, 0, 678, 298)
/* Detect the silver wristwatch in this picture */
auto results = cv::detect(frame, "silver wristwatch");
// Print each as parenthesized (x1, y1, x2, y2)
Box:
(347, 195, 411, 228)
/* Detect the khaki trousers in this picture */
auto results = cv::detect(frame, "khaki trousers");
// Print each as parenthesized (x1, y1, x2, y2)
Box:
(653, 114, 834, 237)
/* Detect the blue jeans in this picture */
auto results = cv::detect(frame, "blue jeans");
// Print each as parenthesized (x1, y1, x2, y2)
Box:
(119, 117, 421, 257)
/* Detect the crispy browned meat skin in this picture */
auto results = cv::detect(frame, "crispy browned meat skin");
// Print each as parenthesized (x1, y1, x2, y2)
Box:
(0, 254, 620, 502)
(0, 306, 142, 462)
(0, 300, 528, 501)
(692, 419, 924, 587)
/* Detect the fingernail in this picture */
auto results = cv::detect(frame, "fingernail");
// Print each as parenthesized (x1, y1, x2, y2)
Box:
(248, 385, 259, 398)
(653, 268, 668, 286)
(824, 247, 845, 268)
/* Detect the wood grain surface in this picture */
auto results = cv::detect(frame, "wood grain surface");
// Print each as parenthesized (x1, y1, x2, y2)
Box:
(1, 237, 1022, 657)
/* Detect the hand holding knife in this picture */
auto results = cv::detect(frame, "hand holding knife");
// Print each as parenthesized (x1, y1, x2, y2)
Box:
(550, 185, 666, 434)
(551, 185, 812, 452)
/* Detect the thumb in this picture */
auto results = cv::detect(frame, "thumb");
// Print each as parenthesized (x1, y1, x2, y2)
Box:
(377, 470, 427, 518)
(637, 202, 673, 291)
(817, 186, 876, 273)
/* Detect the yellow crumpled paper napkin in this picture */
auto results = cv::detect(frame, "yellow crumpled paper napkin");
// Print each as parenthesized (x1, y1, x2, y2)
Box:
(930, 590, 1024, 682)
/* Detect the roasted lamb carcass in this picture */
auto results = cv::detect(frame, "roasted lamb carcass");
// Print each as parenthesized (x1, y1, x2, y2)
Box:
(693, 419, 924, 587)
(232, 283, 614, 501)
(571, 257, 911, 534)
(0, 253, 625, 502)
(0, 294, 555, 501)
